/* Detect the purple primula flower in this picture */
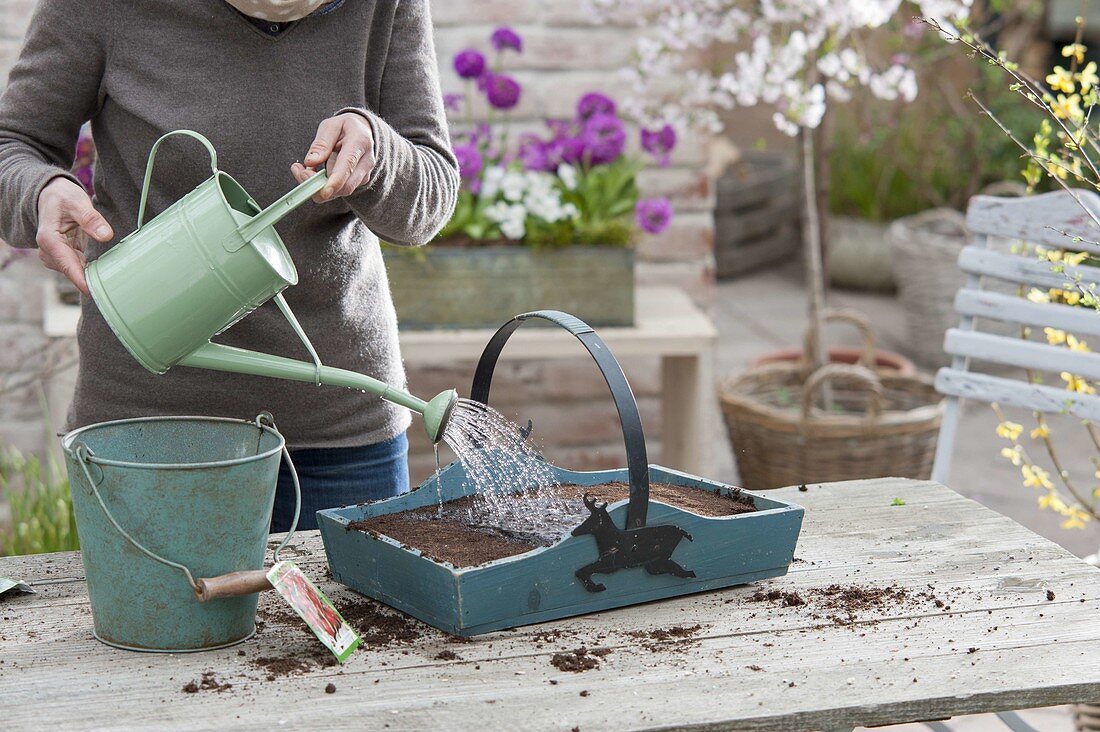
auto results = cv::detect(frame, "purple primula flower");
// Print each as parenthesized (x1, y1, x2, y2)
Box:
(580, 112, 626, 165)
(454, 49, 486, 79)
(453, 143, 483, 183)
(640, 124, 677, 167)
(636, 198, 673, 234)
(490, 27, 523, 53)
(576, 92, 616, 121)
(443, 92, 464, 114)
(483, 73, 521, 110)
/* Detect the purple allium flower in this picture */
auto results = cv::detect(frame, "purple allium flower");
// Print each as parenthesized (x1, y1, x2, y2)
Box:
(576, 92, 616, 121)
(550, 136, 585, 166)
(490, 27, 523, 53)
(453, 143, 483, 183)
(72, 127, 96, 195)
(636, 198, 673, 234)
(454, 49, 486, 79)
(519, 135, 552, 172)
(580, 112, 626, 165)
(443, 92, 464, 114)
(640, 124, 677, 167)
(483, 73, 522, 110)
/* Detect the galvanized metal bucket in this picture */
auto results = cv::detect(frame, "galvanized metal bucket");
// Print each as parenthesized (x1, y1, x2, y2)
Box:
(61, 414, 300, 652)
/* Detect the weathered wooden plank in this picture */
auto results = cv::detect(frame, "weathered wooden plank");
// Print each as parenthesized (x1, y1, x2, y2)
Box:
(944, 328, 1100, 380)
(966, 190, 1100, 252)
(954, 288, 1100, 337)
(935, 368, 1100, 421)
(3, 479, 1098, 731)
(957, 243, 1100, 290)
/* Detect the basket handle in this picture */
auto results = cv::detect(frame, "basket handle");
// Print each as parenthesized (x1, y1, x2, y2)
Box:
(470, 310, 650, 529)
(800, 363, 884, 428)
(800, 308, 877, 379)
(72, 413, 301, 602)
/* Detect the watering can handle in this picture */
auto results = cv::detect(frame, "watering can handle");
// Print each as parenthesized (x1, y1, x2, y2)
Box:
(136, 130, 220, 231)
(72, 412, 302, 602)
(470, 310, 651, 530)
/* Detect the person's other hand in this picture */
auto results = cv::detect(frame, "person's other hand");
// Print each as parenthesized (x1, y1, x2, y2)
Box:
(291, 113, 376, 202)
(36, 177, 114, 296)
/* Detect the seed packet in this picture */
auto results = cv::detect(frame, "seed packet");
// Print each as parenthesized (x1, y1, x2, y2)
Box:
(0, 576, 34, 597)
(266, 561, 359, 662)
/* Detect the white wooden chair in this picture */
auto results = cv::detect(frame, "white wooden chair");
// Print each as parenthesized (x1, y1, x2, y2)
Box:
(932, 189, 1100, 494)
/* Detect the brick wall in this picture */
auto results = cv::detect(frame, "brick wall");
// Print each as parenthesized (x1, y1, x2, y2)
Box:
(0, 0, 717, 483)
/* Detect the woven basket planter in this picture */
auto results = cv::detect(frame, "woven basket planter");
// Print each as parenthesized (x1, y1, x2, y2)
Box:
(720, 361, 944, 490)
(1078, 703, 1100, 732)
(888, 208, 970, 369)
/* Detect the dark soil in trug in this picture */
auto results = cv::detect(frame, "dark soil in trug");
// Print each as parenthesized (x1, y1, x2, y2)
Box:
(348, 481, 756, 568)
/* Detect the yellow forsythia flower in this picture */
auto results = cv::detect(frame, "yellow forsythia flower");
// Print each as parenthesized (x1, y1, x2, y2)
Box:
(1064, 251, 1089, 266)
(1000, 446, 1023, 465)
(1062, 516, 1087, 529)
(1024, 465, 1055, 490)
(1061, 372, 1096, 394)
(996, 421, 1024, 440)
(1080, 61, 1099, 92)
(1063, 43, 1087, 64)
(1053, 93, 1084, 120)
(1047, 66, 1076, 93)
(1067, 334, 1090, 352)
(1063, 289, 1082, 305)
(1030, 424, 1050, 439)
(1028, 288, 1051, 304)
(1045, 327, 1068, 345)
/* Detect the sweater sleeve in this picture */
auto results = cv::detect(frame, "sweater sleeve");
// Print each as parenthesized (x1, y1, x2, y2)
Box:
(0, 0, 108, 249)
(341, 0, 458, 247)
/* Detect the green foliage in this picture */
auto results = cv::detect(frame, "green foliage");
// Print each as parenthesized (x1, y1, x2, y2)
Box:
(828, 64, 1048, 220)
(891, 497, 906, 506)
(0, 448, 79, 557)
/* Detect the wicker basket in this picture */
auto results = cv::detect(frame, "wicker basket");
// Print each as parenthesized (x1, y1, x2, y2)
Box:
(888, 208, 969, 369)
(1078, 703, 1100, 732)
(720, 361, 944, 490)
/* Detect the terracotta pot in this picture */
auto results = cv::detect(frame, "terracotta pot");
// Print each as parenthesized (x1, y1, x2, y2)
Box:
(751, 346, 916, 375)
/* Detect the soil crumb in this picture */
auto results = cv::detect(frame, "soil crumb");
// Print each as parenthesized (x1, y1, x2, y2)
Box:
(337, 599, 425, 647)
(435, 649, 460, 661)
(749, 588, 805, 607)
(627, 624, 704, 652)
(348, 481, 755, 567)
(551, 647, 601, 672)
(181, 671, 232, 693)
(325, 683, 337, 694)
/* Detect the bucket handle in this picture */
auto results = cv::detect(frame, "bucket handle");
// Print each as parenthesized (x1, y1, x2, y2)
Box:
(135, 130, 220, 231)
(72, 412, 301, 601)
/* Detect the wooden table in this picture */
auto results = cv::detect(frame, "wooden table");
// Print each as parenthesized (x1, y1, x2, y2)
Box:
(43, 282, 719, 477)
(4, 479, 1099, 731)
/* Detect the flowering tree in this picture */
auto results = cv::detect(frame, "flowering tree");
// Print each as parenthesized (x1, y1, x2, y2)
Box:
(439, 28, 674, 248)
(588, 0, 971, 367)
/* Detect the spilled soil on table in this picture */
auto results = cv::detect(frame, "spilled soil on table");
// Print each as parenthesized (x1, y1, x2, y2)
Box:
(743, 582, 948, 627)
(347, 481, 756, 567)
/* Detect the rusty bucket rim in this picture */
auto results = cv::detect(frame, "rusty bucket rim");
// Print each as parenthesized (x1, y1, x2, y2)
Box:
(61, 414, 285, 471)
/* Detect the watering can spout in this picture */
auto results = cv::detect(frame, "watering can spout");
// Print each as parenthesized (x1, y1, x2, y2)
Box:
(178, 343, 456, 443)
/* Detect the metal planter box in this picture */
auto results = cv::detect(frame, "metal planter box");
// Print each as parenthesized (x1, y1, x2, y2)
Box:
(317, 309, 803, 636)
(383, 245, 634, 329)
(317, 461, 803, 637)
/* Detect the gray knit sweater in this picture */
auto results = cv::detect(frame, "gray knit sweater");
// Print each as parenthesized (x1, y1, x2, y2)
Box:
(0, 0, 458, 447)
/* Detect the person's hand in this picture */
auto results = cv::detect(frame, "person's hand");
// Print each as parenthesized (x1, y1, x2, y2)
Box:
(291, 113, 376, 202)
(36, 177, 114, 296)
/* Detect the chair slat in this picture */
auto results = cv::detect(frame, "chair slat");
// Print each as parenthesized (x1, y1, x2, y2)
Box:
(957, 245, 1100, 289)
(943, 328, 1100, 381)
(935, 368, 1100, 421)
(954, 289, 1100, 338)
(966, 190, 1100, 252)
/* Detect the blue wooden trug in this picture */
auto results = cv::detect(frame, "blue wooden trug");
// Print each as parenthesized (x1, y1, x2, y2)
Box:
(317, 461, 803, 637)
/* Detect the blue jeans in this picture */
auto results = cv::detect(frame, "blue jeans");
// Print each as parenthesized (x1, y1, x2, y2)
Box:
(271, 432, 409, 532)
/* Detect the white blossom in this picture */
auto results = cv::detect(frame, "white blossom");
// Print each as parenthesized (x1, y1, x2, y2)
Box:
(557, 163, 579, 191)
(591, 0, 973, 135)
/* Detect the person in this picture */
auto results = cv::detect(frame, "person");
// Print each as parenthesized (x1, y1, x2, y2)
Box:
(0, 0, 459, 531)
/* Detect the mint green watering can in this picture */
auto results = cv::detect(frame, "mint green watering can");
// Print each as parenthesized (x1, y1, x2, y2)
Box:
(85, 130, 457, 443)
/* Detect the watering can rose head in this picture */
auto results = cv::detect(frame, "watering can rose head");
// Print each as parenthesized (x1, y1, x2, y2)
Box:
(439, 27, 675, 248)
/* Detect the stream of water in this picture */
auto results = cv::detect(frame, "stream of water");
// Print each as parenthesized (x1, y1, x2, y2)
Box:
(429, 398, 575, 542)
